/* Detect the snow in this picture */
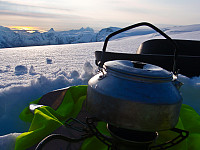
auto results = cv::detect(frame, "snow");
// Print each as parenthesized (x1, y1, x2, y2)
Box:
(0, 133, 21, 150)
(46, 58, 53, 64)
(29, 65, 37, 75)
(14, 65, 28, 75)
(0, 24, 200, 149)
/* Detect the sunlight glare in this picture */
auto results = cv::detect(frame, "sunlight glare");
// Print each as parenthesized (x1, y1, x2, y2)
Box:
(7, 26, 46, 33)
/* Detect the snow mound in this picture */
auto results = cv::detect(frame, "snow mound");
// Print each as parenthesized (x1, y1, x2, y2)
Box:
(0, 61, 95, 135)
(70, 70, 80, 79)
(178, 75, 200, 114)
(29, 65, 37, 75)
(0, 133, 21, 150)
(81, 61, 94, 80)
(14, 65, 28, 75)
(46, 58, 52, 64)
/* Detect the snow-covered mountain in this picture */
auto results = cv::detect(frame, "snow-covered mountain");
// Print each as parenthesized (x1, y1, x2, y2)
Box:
(1, 24, 200, 48)
(95, 27, 121, 41)
(0, 25, 156, 48)
(0, 26, 96, 48)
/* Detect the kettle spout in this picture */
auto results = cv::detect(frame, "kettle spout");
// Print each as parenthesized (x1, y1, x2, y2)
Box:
(173, 80, 183, 90)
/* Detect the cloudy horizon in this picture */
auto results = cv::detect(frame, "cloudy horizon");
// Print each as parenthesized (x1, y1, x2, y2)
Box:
(1, 0, 200, 31)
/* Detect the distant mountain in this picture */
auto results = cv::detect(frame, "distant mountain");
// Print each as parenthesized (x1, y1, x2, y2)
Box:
(0, 26, 25, 48)
(0, 26, 96, 48)
(95, 27, 121, 41)
(2, 24, 200, 48)
(48, 28, 55, 32)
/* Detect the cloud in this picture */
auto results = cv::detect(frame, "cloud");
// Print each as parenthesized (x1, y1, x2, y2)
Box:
(0, 1, 97, 31)
(0, 1, 91, 20)
(0, 1, 71, 12)
(0, 10, 59, 18)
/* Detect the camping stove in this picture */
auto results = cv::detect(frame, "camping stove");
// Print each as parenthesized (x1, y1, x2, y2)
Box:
(85, 117, 189, 150)
(35, 117, 189, 150)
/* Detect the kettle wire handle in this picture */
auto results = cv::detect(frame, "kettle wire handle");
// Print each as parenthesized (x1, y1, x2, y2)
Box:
(100, 22, 179, 76)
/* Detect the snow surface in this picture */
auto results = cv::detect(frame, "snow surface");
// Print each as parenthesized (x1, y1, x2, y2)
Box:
(0, 24, 200, 149)
(0, 133, 21, 150)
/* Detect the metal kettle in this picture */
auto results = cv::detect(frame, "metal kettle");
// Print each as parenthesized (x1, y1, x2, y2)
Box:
(86, 22, 182, 132)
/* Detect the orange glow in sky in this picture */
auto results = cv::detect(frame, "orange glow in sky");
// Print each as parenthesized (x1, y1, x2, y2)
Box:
(7, 26, 46, 33)
(1, 0, 200, 31)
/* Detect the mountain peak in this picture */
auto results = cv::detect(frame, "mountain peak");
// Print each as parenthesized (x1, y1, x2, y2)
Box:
(48, 28, 55, 32)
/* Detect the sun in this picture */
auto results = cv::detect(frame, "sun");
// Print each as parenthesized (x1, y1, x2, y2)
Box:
(8, 26, 46, 33)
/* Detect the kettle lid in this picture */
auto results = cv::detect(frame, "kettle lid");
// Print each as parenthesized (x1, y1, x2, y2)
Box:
(104, 60, 173, 81)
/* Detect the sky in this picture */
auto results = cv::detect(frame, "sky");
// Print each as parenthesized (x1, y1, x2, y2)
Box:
(1, 0, 200, 32)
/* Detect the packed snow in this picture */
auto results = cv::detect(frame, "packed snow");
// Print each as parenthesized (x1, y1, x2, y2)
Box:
(0, 24, 200, 149)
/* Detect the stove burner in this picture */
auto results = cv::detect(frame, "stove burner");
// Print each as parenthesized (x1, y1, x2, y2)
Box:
(107, 124, 158, 143)
(107, 124, 158, 150)
(86, 118, 189, 150)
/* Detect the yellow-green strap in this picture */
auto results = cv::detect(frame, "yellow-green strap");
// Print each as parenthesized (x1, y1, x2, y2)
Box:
(15, 85, 87, 150)
(15, 106, 63, 150)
